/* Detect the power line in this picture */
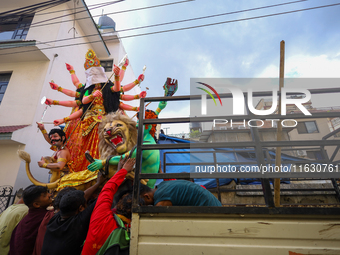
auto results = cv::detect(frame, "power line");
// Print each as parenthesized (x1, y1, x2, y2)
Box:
(25, 0, 124, 29)
(7, 0, 308, 49)
(1, 2, 339, 57)
(0, 0, 67, 17)
(28, 0, 194, 29)
(115, 0, 308, 33)
(34, 0, 125, 16)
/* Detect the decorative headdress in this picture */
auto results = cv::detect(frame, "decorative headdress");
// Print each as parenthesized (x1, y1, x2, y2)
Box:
(84, 49, 101, 70)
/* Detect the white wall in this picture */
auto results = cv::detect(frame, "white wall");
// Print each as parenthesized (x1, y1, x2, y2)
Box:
(0, 3, 138, 191)
(0, 141, 25, 187)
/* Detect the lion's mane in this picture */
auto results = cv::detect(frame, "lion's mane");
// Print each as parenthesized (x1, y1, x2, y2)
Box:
(98, 112, 138, 159)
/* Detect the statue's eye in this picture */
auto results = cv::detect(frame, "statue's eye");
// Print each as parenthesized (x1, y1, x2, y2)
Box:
(117, 123, 122, 127)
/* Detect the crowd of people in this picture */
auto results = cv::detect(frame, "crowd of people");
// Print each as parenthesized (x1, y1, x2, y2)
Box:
(0, 155, 221, 255)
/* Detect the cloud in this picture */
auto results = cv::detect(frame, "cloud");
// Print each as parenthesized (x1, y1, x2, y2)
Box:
(258, 52, 340, 78)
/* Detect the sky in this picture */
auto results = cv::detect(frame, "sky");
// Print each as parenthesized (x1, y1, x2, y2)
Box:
(86, 0, 340, 135)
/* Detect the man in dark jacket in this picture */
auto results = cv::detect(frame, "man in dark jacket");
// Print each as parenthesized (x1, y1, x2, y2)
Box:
(9, 185, 52, 255)
(41, 189, 97, 255)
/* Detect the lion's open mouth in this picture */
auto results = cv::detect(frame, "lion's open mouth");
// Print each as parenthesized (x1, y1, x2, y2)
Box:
(106, 132, 125, 149)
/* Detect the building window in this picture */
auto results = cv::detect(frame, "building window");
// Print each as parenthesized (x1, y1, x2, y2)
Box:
(329, 118, 340, 137)
(0, 73, 12, 105)
(0, 15, 34, 41)
(296, 121, 319, 134)
(100, 60, 113, 72)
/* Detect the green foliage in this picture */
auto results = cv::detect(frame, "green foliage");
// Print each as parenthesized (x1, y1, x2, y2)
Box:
(190, 130, 201, 139)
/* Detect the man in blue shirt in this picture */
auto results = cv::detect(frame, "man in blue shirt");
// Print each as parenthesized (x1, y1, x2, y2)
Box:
(140, 180, 221, 206)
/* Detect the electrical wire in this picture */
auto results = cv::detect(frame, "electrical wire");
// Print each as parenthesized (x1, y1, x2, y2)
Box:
(0, 0, 67, 17)
(23, 0, 125, 29)
(28, 0, 194, 29)
(1, 2, 339, 56)
(35, 0, 125, 16)
(4, 0, 309, 50)
(115, 0, 308, 34)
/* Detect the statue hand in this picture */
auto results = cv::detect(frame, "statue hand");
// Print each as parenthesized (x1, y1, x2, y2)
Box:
(140, 91, 147, 98)
(158, 101, 167, 110)
(49, 82, 59, 90)
(93, 90, 102, 98)
(123, 58, 129, 67)
(54, 119, 64, 126)
(36, 122, 45, 130)
(88, 159, 103, 172)
(66, 63, 74, 71)
(113, 65, 120, 76)
(138, 74, 144, 82)
(45, 98, 52, 105)
(38, 157, 45, 167)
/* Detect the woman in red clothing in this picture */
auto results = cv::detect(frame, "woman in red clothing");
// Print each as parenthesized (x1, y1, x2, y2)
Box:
(82, 157, 142, 255)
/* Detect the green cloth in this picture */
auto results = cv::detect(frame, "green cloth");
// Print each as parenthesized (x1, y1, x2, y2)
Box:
(154, 180, 222, 206)
(96, 214, 130, 255)
(0, 204, 28, 255)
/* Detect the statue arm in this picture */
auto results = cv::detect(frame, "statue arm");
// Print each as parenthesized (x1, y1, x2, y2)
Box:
(66, 63, 82, 89)
(49, 82, 76, 98)
(37, 150, 68, 171)
(82, 90, 101, 104)
(36, 122, 52, 145)
(121, 74, 144, 92)
(110, 65, 121, 92)
(119, 102, 138, 112)
(120, 91, 146, 101)
(119, 58, 129, 82)
(87, 149, 136, 172)
(155, 101, 167, 116)
(45, 98, 79, 108)
(54, 109, 83, 126)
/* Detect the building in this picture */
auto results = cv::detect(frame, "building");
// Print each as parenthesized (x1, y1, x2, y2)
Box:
(257, 97, 340, 161)
(0, 0, 139, 191)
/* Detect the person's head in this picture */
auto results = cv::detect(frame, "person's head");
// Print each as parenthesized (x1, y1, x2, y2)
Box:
(49, 128, 66, 146)
(53, 187, 76, 211)
(23, 185, 52, 209)
(59, 190, 86, 217)
(139, 184, 155, 205)
(116, 193, 145, 219)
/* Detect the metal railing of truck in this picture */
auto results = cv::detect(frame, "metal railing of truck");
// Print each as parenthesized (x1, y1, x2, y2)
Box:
(132, 87, 340, 215)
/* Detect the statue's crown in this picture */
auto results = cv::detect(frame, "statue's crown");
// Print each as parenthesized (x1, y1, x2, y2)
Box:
(84, 49, 101, 70)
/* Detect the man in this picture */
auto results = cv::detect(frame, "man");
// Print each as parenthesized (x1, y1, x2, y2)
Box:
(82, 157, 142, 255)
(140, 180, 222, 207)
(9, 185, 52, 255)
(0, 197, 28, 255)
(41, 188, 98, 255)
(36, 126, 73, 177)
(32, 187, 75, 255)
(33, 172, 105, 255)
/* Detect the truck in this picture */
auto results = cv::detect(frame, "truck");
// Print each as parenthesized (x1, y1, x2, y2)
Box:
(129, 88, 340, 255)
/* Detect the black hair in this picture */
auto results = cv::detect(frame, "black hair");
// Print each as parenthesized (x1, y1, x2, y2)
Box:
(116, 193, 145, 219)
(75, 86, 85, 100)
(23, 185, 48, 207)
(139, 184, 152, 196)
(80, 81, 120, 120)
(53, 187, 76, 210)
(59, 190, 86, 216)
(49, 128, 67, 144)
